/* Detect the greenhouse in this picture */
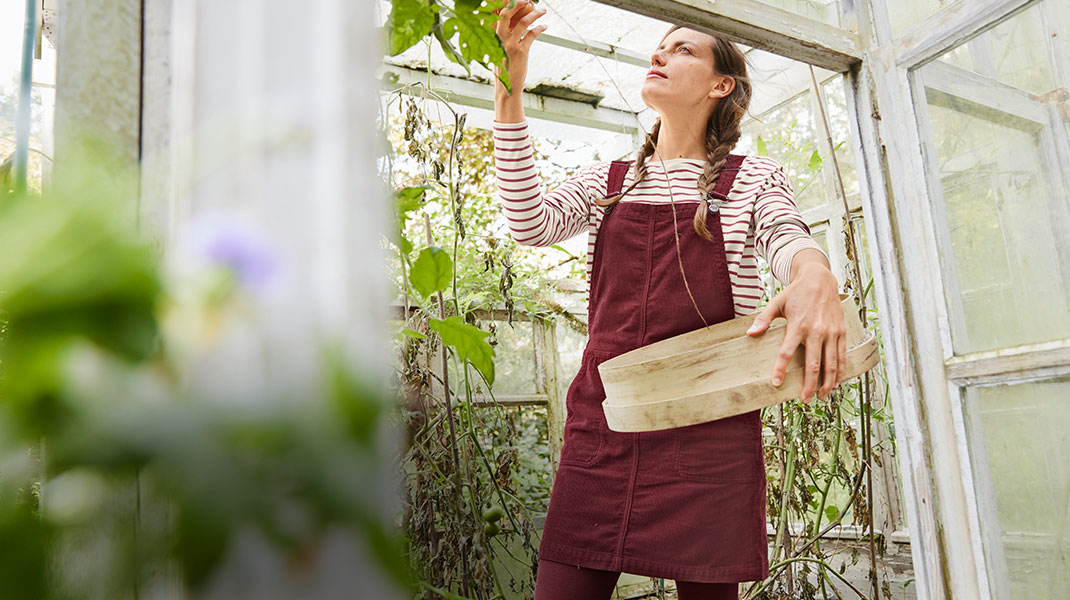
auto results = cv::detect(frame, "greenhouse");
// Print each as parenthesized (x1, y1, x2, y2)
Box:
(1, 0, 1067, 599)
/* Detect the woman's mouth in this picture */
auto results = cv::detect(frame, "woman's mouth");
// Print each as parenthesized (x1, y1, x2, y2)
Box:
(647, 69, 667, 79)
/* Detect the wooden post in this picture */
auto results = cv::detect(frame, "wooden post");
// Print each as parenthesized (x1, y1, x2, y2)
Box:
(137, 0, 404, 596)
(534, 317, 565, 478)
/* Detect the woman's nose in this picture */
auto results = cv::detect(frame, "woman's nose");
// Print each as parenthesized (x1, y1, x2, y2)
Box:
(650, 49, 666, 67)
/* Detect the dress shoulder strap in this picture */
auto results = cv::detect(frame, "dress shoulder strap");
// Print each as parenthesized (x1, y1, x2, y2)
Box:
(708, 154, 746, 202)
(606, 160, 632, 198)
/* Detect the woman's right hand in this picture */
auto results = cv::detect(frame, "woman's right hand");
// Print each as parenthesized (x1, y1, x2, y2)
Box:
(493, 0, 547, 96)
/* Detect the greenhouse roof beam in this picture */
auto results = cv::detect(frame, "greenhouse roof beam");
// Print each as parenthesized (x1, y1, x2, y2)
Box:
(592, 0, 863, 72)
(380, 63, 642, 136)
(536, 32, 652, 69)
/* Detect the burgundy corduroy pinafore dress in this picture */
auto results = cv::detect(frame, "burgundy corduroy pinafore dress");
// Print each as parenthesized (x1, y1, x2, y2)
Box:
(538, 154, 770, 584)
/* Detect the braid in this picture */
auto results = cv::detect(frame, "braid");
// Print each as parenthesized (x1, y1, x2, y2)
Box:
(595, 118, 661, 207)
(693, 99, 743, 241)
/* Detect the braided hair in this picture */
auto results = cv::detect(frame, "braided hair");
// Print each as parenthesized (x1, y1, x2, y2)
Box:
(594, 27, 753, 242)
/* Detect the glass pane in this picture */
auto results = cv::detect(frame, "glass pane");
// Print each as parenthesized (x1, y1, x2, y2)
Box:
(453, 320, 537, 396)
(924, 3, 1059, 95)
(822, 76, 860, 198)
(754, 0, 845, 28)
(912, 0, 1070, 354)
(811, 228, 829, 256)
(555, 321, 586, 404)
(741, 91, 829, 213)
(966, 377, 1070, 597)
(983, 5, 1057, 95)
(888, 0, 950, 38)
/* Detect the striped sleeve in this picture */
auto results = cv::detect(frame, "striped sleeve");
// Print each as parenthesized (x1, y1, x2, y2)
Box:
(752, 160, 828, 285)
(492, 120, 600, 247)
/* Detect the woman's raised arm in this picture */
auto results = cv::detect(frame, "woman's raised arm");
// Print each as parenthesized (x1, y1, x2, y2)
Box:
(493, 0, 544, 124)
(492, 121, 602, 246)
(491, 0, 597, 246)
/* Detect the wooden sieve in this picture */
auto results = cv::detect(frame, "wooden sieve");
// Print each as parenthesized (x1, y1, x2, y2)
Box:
(598, 293, 880, 432)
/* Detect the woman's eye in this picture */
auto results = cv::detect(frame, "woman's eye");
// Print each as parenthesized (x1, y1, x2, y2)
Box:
(679, 47, 691, 54)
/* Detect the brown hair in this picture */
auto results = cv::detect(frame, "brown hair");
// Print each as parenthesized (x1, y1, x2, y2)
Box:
(594, 27, 752, 241)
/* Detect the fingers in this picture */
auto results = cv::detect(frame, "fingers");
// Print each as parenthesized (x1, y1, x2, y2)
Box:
(498, 0, 538, 35)
(770, 330, 800, 389)
(513, 5, 546, 37)
(496, 0, 546, 61)
(495, 0, 532, 35)
(497, 0, 527, 20)
(747, 295, 783, 336)
(819, 335, 838, 400)
(520, 23, 547, 50)
(801, 334, 822, 404)
(837, 331, 846, 388)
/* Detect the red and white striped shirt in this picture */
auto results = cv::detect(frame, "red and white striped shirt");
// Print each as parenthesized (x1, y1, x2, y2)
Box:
(493, 120, 827, 317)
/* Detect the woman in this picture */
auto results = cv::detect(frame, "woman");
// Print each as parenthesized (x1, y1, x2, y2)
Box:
(492, 2, 847, 598)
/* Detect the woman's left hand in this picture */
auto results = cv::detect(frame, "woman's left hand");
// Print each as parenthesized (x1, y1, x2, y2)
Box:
(745, 258, 845, 403)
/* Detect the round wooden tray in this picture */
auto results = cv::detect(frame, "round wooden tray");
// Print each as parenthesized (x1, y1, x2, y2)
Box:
(599, 293, 880, 432)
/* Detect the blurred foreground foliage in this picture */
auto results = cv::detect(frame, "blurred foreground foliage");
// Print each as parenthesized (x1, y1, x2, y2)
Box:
(0, 141, 411, 598)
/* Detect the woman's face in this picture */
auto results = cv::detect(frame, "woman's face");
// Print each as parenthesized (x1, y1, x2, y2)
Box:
(641, 27, 734, 117)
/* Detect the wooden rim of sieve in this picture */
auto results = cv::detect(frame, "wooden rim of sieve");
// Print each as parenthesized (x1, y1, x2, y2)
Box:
(597, 294, 881, 432)
(602, 330, 879, 432)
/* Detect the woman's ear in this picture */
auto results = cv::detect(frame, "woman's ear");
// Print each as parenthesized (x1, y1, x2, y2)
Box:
(708, 75, 735, 100)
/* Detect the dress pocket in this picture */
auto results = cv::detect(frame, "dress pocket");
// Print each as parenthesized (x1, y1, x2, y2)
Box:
(558, 353, 610, 467)
(673, 410, 764, 482)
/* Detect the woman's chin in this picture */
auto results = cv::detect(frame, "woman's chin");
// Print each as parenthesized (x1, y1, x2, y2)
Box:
(640, 87, 669, 110)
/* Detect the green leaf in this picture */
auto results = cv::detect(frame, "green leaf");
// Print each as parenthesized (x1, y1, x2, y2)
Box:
(409, 247, 453, 298)
(393, 186, 426, 223)
(393, 187, 425, 254)
(756, 135, 767, 157)
(429, 316, 495, 385)
(387, 0, 436, 56)
(433, 20, 472, 78)
(808, 150, 823, 171)
(825, 505, 839, 522)
(442, 0, 510, 89)
(392, 186, 425, 257)
(401, 328, 428, 340)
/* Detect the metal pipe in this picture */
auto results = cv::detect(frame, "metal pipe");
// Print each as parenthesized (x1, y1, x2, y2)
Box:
(13, 0, 38, 195)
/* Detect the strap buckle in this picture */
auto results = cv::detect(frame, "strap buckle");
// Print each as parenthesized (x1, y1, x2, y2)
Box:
(707, 190, 725, 213)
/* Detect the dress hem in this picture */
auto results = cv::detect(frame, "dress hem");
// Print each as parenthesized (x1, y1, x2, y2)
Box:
(538, 541, 770, 584)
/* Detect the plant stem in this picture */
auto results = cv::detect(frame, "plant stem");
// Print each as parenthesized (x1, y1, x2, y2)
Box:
(861, 370, 880, 599)
(425, 214, 471, 598)
(814, 395, 844, 550)
(813, 397, 843, 600)
(772, 408, 800, 571)
(819, 564, 848, 600)
(753, 557, 867, 599)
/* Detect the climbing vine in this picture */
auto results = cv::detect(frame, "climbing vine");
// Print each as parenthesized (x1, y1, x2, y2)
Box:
(383, 86, 591, 599)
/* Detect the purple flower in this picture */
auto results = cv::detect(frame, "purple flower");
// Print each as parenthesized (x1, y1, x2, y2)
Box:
(195, 221, 279, 290)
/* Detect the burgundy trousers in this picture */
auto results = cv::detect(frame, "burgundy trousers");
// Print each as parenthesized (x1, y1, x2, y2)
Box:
(534, 557, 739, 599)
